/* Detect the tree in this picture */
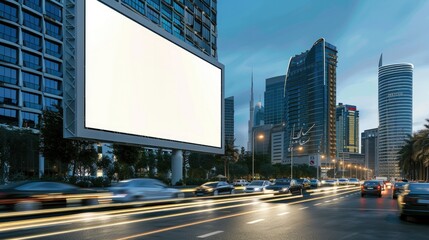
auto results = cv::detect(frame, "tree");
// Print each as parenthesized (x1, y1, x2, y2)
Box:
(112, 143, 141, 179)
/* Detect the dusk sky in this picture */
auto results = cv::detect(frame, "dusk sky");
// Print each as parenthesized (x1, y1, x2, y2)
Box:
(217, 0, 429, 150)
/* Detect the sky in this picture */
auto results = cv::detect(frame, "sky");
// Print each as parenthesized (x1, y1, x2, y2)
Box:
(216, 0, 429, 150)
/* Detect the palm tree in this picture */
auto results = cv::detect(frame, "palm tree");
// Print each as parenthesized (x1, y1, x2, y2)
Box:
(398, 134, 416, 180)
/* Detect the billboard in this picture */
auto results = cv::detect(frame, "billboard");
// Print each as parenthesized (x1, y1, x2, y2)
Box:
(64, 0, 224, 154)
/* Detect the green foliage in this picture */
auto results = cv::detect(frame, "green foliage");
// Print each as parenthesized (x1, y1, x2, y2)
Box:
(112, 143, 141, 179)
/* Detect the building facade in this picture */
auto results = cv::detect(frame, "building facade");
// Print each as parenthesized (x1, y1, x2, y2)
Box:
(361, 128, 378, 177)
(254, 101, 264, 127)
(224, 96, 234, 147)
(284, 38, 338, 163)
(336, 103, 359, 153)
(264, 75, 285, 125)
(247, 73, 254, 151)
(378, 55, 413, 179)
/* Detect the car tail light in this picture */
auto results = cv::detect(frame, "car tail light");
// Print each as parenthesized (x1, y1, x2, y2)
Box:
(377, 185, 381, 190)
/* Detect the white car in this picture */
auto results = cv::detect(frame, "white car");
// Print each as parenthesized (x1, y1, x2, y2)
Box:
(110, 178, 184, 202)
(244, 180, 272, 193)
(233, 179, 249, 186)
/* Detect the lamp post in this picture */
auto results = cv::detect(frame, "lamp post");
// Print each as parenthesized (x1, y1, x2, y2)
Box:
(317, 155, 325, 180)
(252, 130, 264, 180)
(348, 164, 351, 178)
(290, 145, 303, 179)
(332, 159, 336, 178)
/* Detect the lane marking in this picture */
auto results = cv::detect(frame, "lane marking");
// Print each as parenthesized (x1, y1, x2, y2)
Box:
(333, 198, 338, 201)
(299, 207, 308, 210)
(247, 219, 264, 224)
(325, 200, 331, 203)
(197, 231, 224, 238)
(277, 212, 290, 216)
(15, 189, 360, 240)
(314, 203, 322, 206)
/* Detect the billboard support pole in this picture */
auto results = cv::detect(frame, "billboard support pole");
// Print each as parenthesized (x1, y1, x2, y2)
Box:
(171, 150, 183, 185)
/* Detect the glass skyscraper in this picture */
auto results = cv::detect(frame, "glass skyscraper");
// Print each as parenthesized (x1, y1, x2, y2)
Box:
(336, 103, 359, 154)
(378, 55, 413, 179)
(224, 96, 234, 147)
(284, 38, 338, 162)
(361, 128, 378, 177)
(264, 75, 285, 125)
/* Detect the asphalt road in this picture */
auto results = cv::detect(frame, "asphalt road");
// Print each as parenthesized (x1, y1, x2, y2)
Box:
(0, 186, 427, 240)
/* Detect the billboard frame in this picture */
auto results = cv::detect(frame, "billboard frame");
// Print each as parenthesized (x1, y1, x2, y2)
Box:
(63, 0, 224, 154)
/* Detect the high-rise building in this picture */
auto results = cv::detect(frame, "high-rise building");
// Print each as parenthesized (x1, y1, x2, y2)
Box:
(284, 38, 338, 163)
(378, 54, 413, 179)
(224, 96, 234, 147)
(264, 75, 285, 125)
(336, 103, 359, 153)
(254, 101, 264, 127)
(248, 73, 254, 151)
(0, 0, 219, 176)
(361, 128, 378, 177)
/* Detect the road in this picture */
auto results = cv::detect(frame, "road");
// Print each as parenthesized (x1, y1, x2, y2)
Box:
(0, 186, 427, 240)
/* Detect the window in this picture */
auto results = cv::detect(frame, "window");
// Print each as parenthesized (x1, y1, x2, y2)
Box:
(23, 11, 41, 31)
(0, 2, 18, 22)
(24, 0, 42, 13)
(22, 111, 40, 128)
(184, 11, 193, 26)
(173, 13, 183, 28)
(146, 6, 159, 24)
(45, 21, 62, 40)
(44, 78, 61, 95)
(0, 23, 18, 43)
(122, 0, 145, 15)
(184, 0, 194, 11)
(45, 59, 62, 77)
(173, 2, 184, 15)
(194, 20, 201, 34)
(161, 17, 172, 33)
(45, 1, 62, 21)
(202, 26, 209, 41)
(0, 65, 17, 84)
(44, 97, 59, 111)
(0, 44, 17, 64)
(161, 3, 172, 19)
(147, 0, 160, 11)
(22, 31, 42, 50)
(173, 25, 184, 41)
(0, 107, 18, 126)
(163, 0, 172, 4)
(0, 87, 18, 105)
(22, 92, 41, 110)
(22, 71, 41, 90)
(22, 51, 41, 70)
(45, 40, 61, 58)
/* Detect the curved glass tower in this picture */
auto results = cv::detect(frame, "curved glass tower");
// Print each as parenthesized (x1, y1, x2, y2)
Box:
(378, 55, 413, 179)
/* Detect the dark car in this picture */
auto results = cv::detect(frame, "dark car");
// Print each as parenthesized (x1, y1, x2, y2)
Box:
(266, 179, 302, 195)
(296, 178, 311, 189)
(0, 181, 102, 211)
(310, 179, 321, 188)
(361, 180, 382, 198)
(398, 183, 429, 220)
(195, 181, 234, 196)
(392, 182, 408, 199)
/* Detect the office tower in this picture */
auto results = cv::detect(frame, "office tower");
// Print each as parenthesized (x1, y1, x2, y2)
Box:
(254, 101, 264, 127)
(264, 75, 285, 125)
(336, 103, 359, 153)
(361, 128, 378, 177)
(224, 96, 234, 147)
(378, 54, 413, 179)
(247, 73, 254, 151)
(284, 38, 338, 162)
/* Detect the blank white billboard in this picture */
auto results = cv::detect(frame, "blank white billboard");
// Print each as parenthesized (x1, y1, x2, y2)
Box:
(84, 0, 222, 148)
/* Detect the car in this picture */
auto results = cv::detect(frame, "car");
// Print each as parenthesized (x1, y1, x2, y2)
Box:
(296, 178, 311, 189)
(361, 180, 382, 198)
(0, 181, 103, 211)
(266, 179, 303, 195)
(325, 179, 339, 186)
(392, 182, 408, 199)
(310, 179, 321, 188)
(110, 178, 184, 202)
(244, 180, 271, 193)
(233, 179, 249, 186)
(397, 183, 429, 220)
(338, 178, 349, 185)
(385, 181, 393, 189)
(348, 178, 360, 186)
(194, 181, 235, 196)
(374, 180, 386, 191)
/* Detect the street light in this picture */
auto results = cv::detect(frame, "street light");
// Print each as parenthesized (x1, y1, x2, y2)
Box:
(252, 131, 264, 180)
(318, 155, 325, 180)
(347, 164, 351, 178)
(291, 145, 303, 179)
(332, 159, 336, 178)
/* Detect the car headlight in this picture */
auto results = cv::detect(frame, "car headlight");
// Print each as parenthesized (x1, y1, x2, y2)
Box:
(207, 188, 213, 192)
(254, 188, 261, 191)
(282, 188, 289, 192)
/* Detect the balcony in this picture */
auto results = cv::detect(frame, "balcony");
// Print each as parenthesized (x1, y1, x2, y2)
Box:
(44, 87, 62, 96)
(0, 33, 18, 43)
(0, 115, 18, 126)
(45, 11, 62, 22)
(23, 20, 42, 32)
(45, 105, 58, 112)
(0, 55, 17, 64)
(23, 101, 42, 110)
(23, 61, 42, 70)
(23, 40, 42, 51)
(0, 97, 17, 105)
(23, 81, 40, 90)
(46, 68, 63, 77)
(24, 0, 42, 13)
(46, 49, 62, 58)
(0, 75, 17, 85)
(46, 30, 63, 40)
(0, 12, 18, 23)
